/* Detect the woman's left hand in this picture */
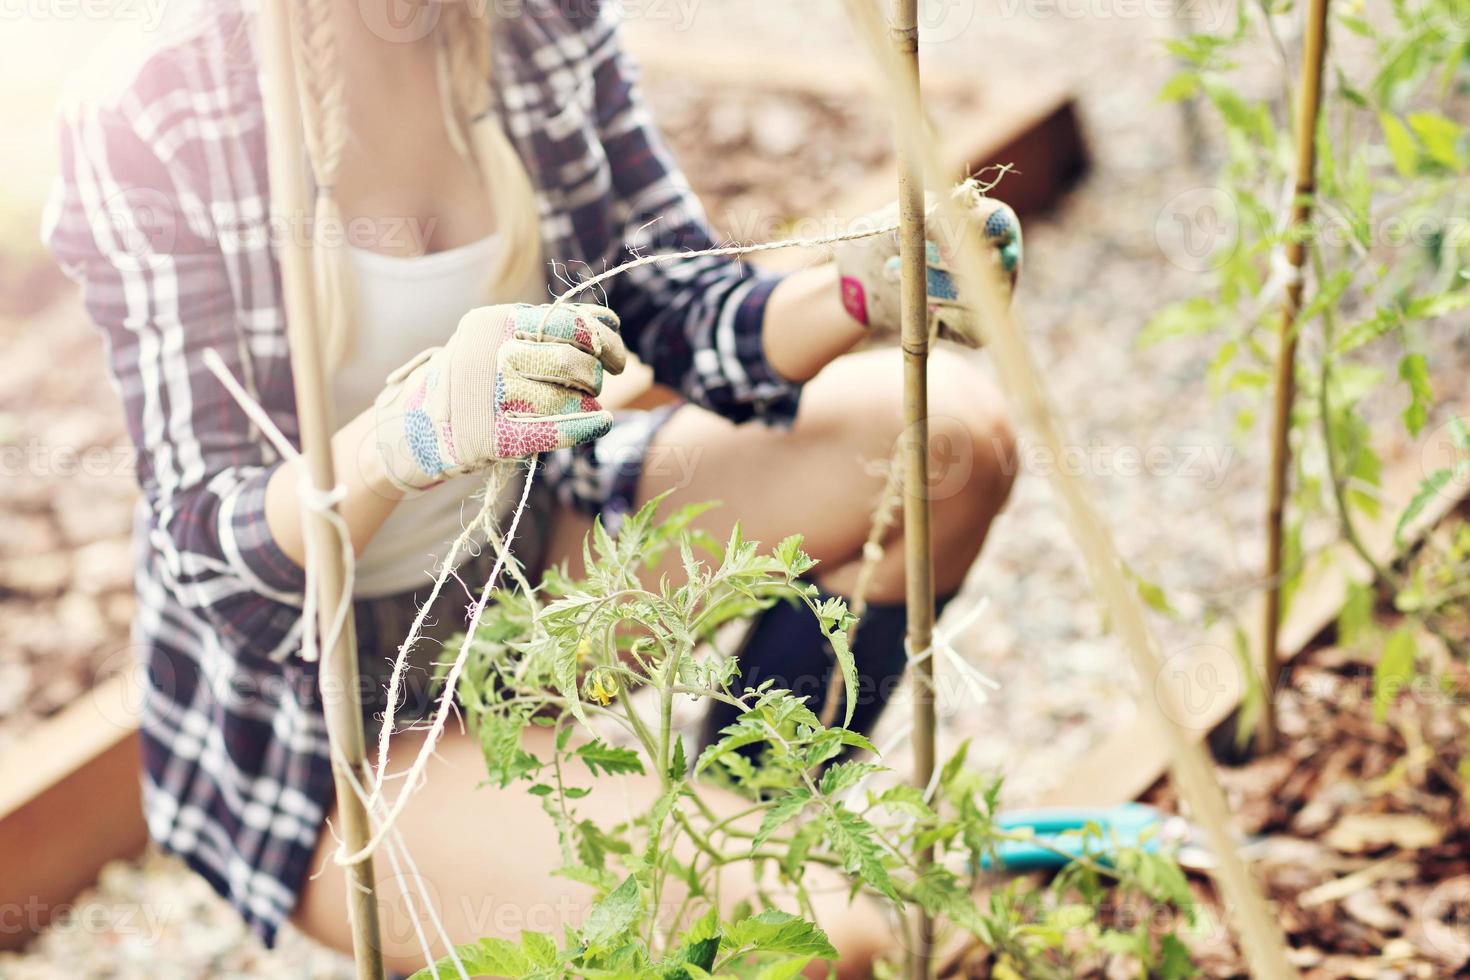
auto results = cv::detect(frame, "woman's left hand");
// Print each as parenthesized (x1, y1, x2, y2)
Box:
(834, 181, 1022, 349)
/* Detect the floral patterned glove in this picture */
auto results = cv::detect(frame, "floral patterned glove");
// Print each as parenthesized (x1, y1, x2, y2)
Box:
(834, 181, 1022, 348)
(373, 302, 627, 492)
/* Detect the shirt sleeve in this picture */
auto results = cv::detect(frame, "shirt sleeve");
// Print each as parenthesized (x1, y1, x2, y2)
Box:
(585, 8, 804, 426)
(43, 95, 307, 664)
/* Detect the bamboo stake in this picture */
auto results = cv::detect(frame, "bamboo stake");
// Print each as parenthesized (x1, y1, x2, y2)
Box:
(886, 1, 938, 977)
(839, 2, 1298, 976)
(1259, 0, 1331, 755)
(256, 2, 385, 977)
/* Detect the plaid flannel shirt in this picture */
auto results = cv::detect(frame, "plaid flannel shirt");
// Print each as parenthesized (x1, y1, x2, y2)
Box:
(43, 0, 799, 944)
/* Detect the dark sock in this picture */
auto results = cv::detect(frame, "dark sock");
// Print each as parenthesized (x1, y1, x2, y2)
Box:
(700, 585, 955, 753)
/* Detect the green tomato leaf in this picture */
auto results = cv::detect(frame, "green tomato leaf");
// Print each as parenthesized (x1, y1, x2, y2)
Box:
(755, 958, 814, 980)
(1337, 580, 1376, 646)
(1158, 71, 1200, 103)
(1373, 626, 1416, 722)
(819, 760, 883, 796)
(822, 806, 901, 903)
(725, 910, 837, 960)
(521, 931, 561, 968)
(1398, 353, 1433, 437)
(1138, 298, 1223, 348)
(752, 790, 811, 851)
(664, 906, 720, 978)
(576, 740, 646, 777)
(579, 875, 643, 952)
(407, 937, 532, 980)
(1157, 932, 1200, 980)
(1407, 111, 1465, 170)
(1396, 468, 1453, 543)
(1380, 113, 1420, 177)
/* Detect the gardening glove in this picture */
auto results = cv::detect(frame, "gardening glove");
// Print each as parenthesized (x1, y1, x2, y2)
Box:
(373, 302, 627, 492)
(834, 180, 1022, 348)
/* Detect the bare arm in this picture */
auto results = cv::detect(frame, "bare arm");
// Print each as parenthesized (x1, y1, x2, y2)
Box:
(761, 264, 868, 383)
(263, 407, 406, 566)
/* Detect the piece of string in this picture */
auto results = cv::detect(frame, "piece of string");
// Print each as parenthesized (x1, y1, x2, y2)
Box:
(817, 430, 907, 730)
(1254, 244, 1307, 319)
(202, 346, 536, 874)
(534, 218, 902, 337)
(330, 742, 472, 980)
(370, 466, 509, 802)
(903, 596, 1000, 806)
(202, 349, 354, 665)
(336, 456, 537, 867)
(844, 603, 998, 818)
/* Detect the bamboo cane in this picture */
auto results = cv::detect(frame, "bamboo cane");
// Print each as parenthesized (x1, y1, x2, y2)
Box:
(257, 2, 386, 977)
(884, 2, 938, 977)
(839, 1, 1299, 976)
(1259, 0, 1331, 756)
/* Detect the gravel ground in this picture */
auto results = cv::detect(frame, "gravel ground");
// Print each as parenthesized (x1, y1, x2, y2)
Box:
(4, 1, 1469, 975)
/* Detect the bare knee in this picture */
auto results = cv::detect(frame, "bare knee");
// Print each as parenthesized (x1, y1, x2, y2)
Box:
(927, 352, 1016, 593)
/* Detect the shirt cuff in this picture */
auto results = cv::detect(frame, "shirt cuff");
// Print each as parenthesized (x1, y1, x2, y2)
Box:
(221, 463, 309, 599)
(728, 272, 803, 426)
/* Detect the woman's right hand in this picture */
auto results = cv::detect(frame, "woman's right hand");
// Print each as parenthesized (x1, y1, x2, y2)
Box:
(373, 302, 627, 492)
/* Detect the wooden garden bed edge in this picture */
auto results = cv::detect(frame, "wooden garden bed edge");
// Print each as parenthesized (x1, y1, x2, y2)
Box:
(0, 672, 147, 951)
(1039, 412, 1470, 808)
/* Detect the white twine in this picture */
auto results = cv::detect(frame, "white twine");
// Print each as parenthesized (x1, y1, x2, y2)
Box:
(202, 349, 354, 664)
(1253, 244, 1307, 320)
(901, 597, 998, 806)
(337, 456, 537, 867)
(535, 219, 902, 335)
(203, 347, 533, 873)
(370, 467, 509, 803)
(1250, 171, 1310, 320)
(535, 169, 1017, 336)
(904, 597, 999, 703)
(331, 743, 472, 980)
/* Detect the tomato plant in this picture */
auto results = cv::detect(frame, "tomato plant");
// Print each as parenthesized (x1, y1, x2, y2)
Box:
(409, 498, 1199, 979)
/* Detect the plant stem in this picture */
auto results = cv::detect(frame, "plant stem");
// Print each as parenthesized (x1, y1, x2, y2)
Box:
(1313, 247, 1391, 585)
(1310, 246, 1469, 662)
(1260, 0, 1331, 756)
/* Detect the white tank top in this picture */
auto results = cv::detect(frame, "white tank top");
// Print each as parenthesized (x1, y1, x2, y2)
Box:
(335, 236, 532, 599)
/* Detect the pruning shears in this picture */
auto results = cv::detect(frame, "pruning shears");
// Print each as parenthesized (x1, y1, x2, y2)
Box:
(980, 802, 1258, 873)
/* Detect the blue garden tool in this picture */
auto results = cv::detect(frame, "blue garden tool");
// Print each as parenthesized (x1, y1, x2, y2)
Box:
(982, 803, 1177, 872)
(980, 802, 1266, 873)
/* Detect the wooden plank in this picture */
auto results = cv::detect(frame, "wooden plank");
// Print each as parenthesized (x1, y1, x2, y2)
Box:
(0, 672, 147, 951)
(823, 80, 1086, 225)
(1040, 411, 1470, 807)
(625, 36, 980, 101)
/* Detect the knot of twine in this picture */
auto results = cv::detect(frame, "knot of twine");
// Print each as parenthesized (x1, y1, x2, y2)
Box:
(202, 349, 353, 664)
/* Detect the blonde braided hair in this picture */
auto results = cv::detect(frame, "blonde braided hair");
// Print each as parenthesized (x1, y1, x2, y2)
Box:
(437, 3, 543, 300)
(287, 0, 352, 369)
(286, 0, 543, 370)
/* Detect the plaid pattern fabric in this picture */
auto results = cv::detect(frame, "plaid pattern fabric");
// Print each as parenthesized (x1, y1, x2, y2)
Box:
(43, 0, 800, 945)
